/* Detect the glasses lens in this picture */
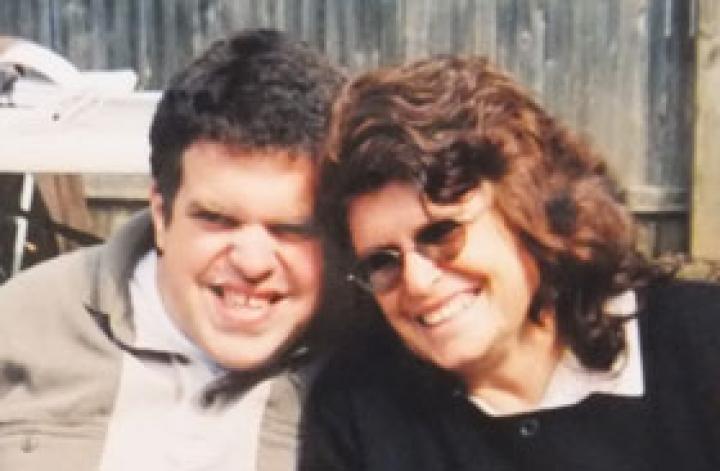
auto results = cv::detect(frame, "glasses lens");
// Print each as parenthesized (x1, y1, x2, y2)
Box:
(416, 219, 465, 262)
(354, 249, 402, 293)
(349, 220, 466, 293)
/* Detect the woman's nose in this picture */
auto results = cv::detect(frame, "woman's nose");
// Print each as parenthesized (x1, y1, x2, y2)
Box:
(400, 250, 441, 298)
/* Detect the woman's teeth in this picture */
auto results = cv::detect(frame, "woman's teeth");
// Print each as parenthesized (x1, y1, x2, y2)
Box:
(417, 293, 475, 327)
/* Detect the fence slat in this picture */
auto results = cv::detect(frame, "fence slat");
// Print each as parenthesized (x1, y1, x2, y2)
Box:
(0, 0, 697, 256)
(693, 0, 720, 259)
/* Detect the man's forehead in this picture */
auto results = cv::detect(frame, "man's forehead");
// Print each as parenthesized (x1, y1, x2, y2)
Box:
(178, 140, 318, 186)
(174, 141, 318, 219)
(185, 139, 317, 168)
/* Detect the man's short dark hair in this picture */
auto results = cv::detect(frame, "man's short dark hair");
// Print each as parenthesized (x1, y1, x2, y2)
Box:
(149, 28, 344, 220)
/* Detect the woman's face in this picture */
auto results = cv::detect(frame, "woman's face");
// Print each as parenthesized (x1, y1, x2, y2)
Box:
(347, 181, 544, 383)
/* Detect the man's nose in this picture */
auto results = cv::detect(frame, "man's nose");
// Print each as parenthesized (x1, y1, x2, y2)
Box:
(227, 225, 277, 283)
(400, 251, 441, 299)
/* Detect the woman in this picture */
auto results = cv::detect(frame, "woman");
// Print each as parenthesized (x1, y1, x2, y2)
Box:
(301, 55, 720, 470)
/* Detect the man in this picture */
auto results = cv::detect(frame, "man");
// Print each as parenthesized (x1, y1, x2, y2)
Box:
(0, 29, 344, 471)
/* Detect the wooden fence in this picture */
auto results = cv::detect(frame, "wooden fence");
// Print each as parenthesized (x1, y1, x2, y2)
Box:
(0, 0, 701, 256)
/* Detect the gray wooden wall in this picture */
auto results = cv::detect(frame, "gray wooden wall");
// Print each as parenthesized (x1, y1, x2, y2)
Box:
(0, 0, 695, 255)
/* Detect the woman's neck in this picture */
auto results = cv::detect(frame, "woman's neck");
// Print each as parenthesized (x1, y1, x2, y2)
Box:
(464, 309, 562, 416)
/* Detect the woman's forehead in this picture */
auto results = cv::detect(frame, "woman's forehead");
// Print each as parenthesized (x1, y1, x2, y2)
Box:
(346, 182, 428, 254)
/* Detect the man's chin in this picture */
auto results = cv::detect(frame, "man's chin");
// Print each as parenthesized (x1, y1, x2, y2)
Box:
(207, 334, 298, 371)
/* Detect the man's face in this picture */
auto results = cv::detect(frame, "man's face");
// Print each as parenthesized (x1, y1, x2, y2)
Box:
(149, 140, 323, 370)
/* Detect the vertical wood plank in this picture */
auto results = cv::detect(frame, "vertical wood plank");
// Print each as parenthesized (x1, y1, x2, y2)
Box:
(89, 0, 106, 68)
(692, 0, 720, 258)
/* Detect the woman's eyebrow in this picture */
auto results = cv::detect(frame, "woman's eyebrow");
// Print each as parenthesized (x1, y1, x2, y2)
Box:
(356, 243, 401, 260)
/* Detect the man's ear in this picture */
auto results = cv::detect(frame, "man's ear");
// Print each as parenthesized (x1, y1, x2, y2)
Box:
(149, 183, 167, 254)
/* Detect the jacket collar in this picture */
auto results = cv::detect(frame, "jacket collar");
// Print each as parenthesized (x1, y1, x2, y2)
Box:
(86, 209, 155, 348)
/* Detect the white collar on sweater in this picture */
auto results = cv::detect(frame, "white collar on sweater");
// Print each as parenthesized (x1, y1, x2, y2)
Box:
(470, 290, 644, 417)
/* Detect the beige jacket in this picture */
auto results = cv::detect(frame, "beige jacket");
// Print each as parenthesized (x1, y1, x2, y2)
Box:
(0, 210, 307, 471)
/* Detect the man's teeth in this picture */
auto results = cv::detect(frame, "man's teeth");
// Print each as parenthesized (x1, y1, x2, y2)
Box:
(223, 290, 266, 309)
(418, 294, 475, 327)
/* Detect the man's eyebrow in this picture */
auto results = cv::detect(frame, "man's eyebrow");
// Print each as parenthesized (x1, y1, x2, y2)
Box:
(185, 201, 241, 223)
(186, 202, 318, 231)
(267, 218, 319, 233)
(186, 200, 228, 215)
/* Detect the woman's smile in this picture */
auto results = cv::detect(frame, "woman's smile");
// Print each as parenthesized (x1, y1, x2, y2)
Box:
(347, 181, 549, 381)
(415, 290, 477, 327)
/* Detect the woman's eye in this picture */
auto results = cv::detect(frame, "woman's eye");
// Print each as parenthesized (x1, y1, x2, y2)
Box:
(416, 220, 461, 245)
(358, 250, 401, 277)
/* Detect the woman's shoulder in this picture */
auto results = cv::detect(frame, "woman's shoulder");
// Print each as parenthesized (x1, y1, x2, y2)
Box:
(639, 279, 720, 371)
(642, 279, 720, 328)
(639, 279, 720, 454)
(645, 278, 720, 304)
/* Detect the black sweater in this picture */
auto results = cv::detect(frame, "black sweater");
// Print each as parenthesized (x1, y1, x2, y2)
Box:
(300, 281, 720, 471)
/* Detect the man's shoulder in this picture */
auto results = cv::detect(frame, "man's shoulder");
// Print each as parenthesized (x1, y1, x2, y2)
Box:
(0, 247, 107, 344)
(0, 246, 111, 372)
(244, 360, 329, 471)
(0, 210, 153, 310)
(0, 245, 101, 304)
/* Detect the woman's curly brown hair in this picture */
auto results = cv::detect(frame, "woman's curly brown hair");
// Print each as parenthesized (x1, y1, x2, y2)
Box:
(321, 55, 662, 371)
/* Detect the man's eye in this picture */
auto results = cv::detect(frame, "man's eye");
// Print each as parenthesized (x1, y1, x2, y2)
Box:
(268, 222, 319, 240)
(194, 211, 234, 227)
(416, 220, 462, 245)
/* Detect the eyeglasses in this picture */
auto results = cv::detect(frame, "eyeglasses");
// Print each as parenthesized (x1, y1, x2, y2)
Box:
(347, 185, 492, 294)
(347, 203, 483, 293)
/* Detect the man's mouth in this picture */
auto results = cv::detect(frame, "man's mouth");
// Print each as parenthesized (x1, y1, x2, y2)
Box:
(416, 291, 478, 327)
(209, 285, 282, 316)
